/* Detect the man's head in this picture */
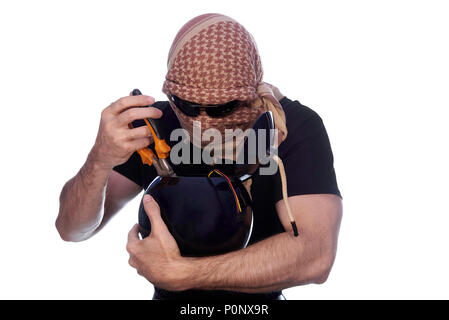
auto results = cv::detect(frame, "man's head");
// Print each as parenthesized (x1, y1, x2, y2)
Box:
(162, 13, 287, 151)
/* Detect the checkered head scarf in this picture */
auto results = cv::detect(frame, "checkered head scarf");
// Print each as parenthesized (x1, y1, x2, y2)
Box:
(162, 13, 288, 149)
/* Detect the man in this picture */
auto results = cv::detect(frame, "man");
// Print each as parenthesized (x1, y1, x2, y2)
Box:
(56, 13, 342, 300)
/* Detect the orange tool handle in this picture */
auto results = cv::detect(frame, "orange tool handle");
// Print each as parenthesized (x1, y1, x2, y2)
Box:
(130, 88, 171, 161)
(136, 148, 155, 166)
(143, 118, 171, 159)
(128, 122, 156, 166)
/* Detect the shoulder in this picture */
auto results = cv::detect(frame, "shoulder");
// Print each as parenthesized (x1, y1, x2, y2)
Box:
(279, 97, 327, 154)
(153, 100, 171, 111)
(277, 97, 341, 198)
(280, 97, 324, 134)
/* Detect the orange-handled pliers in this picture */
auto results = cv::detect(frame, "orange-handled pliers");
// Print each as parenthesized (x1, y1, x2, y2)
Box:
(129, 89, 175, 177)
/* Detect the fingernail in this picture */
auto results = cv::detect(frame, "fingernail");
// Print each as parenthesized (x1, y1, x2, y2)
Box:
(143, 194, 152, 202)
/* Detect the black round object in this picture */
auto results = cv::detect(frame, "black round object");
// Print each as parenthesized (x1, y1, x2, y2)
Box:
(138, 176, 253, 257)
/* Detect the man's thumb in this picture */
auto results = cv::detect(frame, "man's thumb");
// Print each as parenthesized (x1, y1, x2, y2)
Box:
(143, 194, 167, 235)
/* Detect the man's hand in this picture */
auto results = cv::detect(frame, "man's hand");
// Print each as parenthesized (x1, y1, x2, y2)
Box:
(126, 195, 191, 291)
(90, 95, 162, 170)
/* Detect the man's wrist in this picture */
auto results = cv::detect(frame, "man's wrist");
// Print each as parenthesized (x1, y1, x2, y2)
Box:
(174, 257, 206, 291)
(175, 256, 222, 292)
(87, 147, 113, 173)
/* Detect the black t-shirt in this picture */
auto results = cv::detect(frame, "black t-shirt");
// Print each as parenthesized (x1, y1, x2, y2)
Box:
(114, 97, 341, 300)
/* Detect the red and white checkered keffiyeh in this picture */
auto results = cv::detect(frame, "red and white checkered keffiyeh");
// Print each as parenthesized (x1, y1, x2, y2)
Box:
(162, 13, 287, 145)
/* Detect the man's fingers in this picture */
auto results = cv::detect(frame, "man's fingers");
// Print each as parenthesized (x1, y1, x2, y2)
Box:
(143, 195, 170, 237)
(127, 125, 151, 140)
(110, 95, 156, 114)
(129, 137, 152, 151)
(128, 257, 137, 268)
(117, 107, 162, 126)
(127, 224, 140, 246)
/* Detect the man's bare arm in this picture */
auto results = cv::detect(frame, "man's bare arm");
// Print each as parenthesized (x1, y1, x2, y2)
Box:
(181, 194, 342, 293)
(56, 94, 161, 242)
(56, 162, 141, 242)
(56, 154, 109, 242)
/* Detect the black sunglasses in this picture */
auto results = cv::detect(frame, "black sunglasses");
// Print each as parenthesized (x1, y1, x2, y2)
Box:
(169, 94, 240, 117)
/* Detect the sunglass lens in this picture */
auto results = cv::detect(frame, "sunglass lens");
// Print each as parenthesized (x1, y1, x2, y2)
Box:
(172, 96, 200, 117)
(206, 100, 239, 117)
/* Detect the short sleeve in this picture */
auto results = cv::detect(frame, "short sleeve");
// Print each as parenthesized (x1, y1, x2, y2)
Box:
(113, 152, 145, 188)
(275, 103, 341, 202)
(113, 151, 158, 190)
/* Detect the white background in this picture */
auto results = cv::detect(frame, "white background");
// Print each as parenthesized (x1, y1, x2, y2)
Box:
(0, 0, 448, 299)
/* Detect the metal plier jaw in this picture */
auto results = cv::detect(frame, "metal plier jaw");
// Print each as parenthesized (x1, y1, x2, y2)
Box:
(134, 148, 175, 177)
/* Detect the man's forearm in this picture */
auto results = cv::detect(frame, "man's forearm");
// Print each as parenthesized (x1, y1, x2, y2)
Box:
(182, 232, 330, 293)
(56, 150, 110, 241)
